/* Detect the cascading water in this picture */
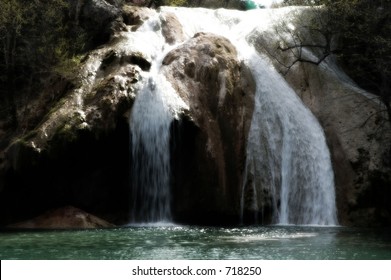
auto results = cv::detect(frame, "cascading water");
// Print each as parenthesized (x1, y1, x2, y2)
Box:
(243, 54, 337, 225)
(129, 15, 188, 223)
(166, 7, 337, 225)
(128, 6, 337, 225)
(130, 76, 173, 223)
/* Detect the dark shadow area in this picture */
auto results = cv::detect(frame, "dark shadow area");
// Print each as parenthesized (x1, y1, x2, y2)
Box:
(0, 118, 131, 227)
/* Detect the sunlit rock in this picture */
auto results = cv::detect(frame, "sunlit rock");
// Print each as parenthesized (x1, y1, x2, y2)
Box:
(160, 12, 185, 45)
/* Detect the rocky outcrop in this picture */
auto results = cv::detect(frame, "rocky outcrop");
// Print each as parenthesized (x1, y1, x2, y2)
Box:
(122, 5, 156, 31)
(69, 0, 122, 45)
(0, 4, 162, 227)
(7, 206, 114, 229)
(68, 1, 158, 45)
(7, 48, 142, 164)
(0, 16, 153, 226)
(162, 32, 256, 224)
(160, 12, 185, 45)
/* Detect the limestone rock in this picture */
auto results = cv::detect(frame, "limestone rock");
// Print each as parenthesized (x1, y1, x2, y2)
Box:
(160, 12, 185, 45)
(7, 206, 114, 229)
(122, 5, 156, 31)
(162, 32, 256, 224)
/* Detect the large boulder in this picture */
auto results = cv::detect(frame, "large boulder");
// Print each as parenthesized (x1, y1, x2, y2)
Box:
(160, 12, 185, 45)
(7, 206, 114, 229)
(162, 32, 256, 224)
(122, 5, 157, 31)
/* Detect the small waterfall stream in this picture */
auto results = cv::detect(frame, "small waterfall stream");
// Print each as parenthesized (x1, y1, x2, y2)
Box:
(129, 15, 188, 223)
(130, 76, 174, 222)
(128, 7, 337, 225)
(243, 54, 337, 225)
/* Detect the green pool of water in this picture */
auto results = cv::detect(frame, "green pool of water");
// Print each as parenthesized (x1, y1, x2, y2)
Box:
(1, 225, 390, 259)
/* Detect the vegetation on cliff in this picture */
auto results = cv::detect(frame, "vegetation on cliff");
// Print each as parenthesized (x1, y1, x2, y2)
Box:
(279, 0, 391, 127)
(0, 0, 87, 131)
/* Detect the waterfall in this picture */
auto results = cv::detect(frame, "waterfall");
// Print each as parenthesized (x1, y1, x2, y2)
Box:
(130, 76, 173, 223)
(243, 54, 337, 225)
(128, 6, 337, 225)
(167, 7, 337, 225)
(129, 15, 188, 223)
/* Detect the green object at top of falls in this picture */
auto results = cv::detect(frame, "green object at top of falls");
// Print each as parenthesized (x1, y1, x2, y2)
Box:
(242, 0, 264, 10)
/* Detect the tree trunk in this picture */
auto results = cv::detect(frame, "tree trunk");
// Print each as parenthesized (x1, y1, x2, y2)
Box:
(4, 30, 18, 128)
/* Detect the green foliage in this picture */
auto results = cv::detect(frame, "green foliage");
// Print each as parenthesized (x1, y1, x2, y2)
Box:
(327, 1, 391, 127)
(165, 0, 187, 6)
(242, 1, 261, 10)
(0, 0, 87, 78)
(0, 0, 88, 125)
(332, 1, 391, 90)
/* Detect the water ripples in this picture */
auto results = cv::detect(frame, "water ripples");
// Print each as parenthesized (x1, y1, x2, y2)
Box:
(1, 226, 390, 260)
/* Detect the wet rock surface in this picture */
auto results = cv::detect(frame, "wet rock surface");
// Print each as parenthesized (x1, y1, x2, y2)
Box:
(162, 32, 256, 224)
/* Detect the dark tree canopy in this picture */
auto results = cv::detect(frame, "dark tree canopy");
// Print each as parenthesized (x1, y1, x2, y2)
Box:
(0, 0, 87, 128)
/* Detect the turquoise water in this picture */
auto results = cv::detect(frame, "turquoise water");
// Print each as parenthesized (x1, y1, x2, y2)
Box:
(0, 226, 390, 259)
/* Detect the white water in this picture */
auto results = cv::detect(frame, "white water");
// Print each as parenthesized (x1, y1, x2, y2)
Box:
(128, 6, 337, 225)
(244, 53, 337, 225)
(130, 75, 173, 222)
(129, 14, 188, 223)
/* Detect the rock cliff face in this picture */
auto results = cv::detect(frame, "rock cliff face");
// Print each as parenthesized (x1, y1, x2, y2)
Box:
(0, 1, 150, 227)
